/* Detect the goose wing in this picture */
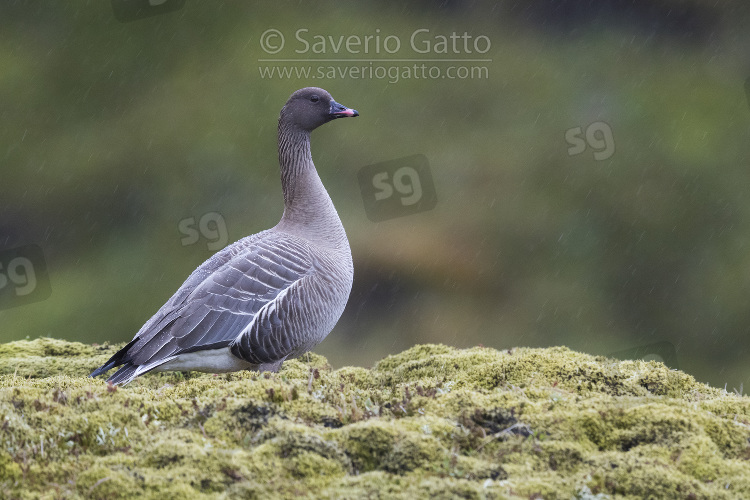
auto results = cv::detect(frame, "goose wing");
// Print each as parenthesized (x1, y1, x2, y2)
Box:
(94, 230, 315, 381)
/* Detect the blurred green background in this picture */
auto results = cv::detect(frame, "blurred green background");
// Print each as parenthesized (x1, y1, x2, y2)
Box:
(1, 0, 749, 390)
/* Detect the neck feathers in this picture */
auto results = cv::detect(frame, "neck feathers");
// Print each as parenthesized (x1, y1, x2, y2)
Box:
(278, 120, 312, 206)
(276, 117, 347, 248)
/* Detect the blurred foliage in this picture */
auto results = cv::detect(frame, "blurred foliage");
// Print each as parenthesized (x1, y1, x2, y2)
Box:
(0, 0, 749, 391)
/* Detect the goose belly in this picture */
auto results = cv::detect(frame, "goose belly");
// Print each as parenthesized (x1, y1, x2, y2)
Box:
(154, 347, 255, 373)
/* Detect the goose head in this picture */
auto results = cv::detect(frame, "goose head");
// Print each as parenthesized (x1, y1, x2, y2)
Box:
(280, 87, 359, 132)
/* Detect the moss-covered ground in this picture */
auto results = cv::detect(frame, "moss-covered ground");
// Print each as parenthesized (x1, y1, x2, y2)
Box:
(0, 338, 749, 499)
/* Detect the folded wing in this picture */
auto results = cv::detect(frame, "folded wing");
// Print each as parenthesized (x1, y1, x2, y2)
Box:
(98, 231, 315, 383)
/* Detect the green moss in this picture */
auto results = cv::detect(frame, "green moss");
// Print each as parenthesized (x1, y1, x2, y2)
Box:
(0, 337, 121, 378)
(0, 338, 749, 499)
(335, 420, 399, 472)
(0, 450, 22, 484)
(76, 464, 139, 500)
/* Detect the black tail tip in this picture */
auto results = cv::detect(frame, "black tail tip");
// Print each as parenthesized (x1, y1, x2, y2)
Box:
(89, 362, 114, 379)
(89, 337, 140, 379)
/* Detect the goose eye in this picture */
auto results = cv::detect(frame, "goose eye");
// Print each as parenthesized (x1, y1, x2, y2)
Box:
(310, 95, 320, 103)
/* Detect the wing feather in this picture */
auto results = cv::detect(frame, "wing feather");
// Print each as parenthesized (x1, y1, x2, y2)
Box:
(121, 231, 314, 368)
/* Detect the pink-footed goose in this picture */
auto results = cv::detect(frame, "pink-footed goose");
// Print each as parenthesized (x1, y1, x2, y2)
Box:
(91, 87, 358, 385)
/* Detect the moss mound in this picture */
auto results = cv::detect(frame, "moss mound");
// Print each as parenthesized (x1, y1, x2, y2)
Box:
(0, 338, 749, 499)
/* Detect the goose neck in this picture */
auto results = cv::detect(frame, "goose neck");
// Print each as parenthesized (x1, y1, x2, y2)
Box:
(276, 120, 347, 247)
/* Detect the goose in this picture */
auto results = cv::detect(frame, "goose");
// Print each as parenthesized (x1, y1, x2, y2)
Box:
(91, 87, 358, 385)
